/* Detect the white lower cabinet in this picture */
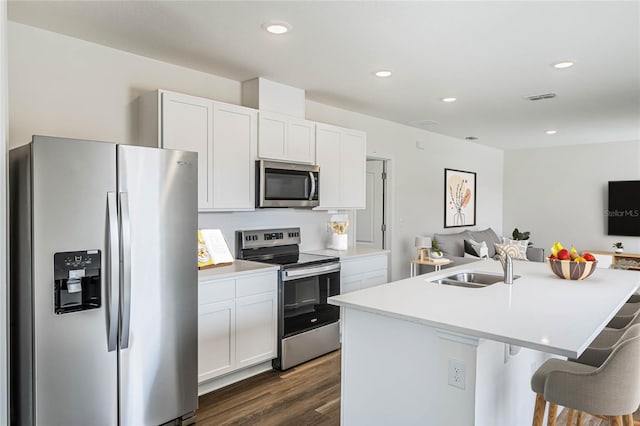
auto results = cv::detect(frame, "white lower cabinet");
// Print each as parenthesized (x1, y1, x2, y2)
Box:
(340, 253, 389, 294)
(198, 270, 277, 384)
(198, 299, 235, 382)
(236, 292, 277, 368)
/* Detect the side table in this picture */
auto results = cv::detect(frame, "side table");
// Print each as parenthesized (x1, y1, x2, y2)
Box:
(410, 258, 453, 277)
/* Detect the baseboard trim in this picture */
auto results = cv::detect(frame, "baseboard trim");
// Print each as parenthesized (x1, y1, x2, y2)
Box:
(198, 361, 273, 396)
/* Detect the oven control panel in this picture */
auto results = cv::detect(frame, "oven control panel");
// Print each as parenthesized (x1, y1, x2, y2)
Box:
(236, 227, 302, 250)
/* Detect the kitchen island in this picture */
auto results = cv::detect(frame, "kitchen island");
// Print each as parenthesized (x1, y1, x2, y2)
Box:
(328, 259, 640, 426)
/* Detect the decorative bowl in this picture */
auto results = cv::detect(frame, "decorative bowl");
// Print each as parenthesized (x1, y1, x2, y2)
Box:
(430, 251, 443, 259)
(546, 258, 598, 280)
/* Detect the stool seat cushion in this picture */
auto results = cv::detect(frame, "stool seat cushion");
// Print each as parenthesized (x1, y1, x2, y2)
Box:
(531, 358, 594, 394)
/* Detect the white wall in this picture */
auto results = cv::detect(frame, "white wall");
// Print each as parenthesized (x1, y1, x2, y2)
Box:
(307, 101, 504, 280)
(8, 22, 240, 148)
(503, 140, 640, 255)
(8, 22, 505, 282)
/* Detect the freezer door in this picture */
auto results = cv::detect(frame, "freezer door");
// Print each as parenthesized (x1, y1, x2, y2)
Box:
(117, 145, 198, 425)
(30, 137, 118, 425)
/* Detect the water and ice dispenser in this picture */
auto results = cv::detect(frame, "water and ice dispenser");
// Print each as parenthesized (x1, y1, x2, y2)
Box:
(54, 250, 102, 314)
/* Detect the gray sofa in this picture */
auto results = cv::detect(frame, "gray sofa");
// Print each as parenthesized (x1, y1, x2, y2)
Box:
(430, 227, 545, 270)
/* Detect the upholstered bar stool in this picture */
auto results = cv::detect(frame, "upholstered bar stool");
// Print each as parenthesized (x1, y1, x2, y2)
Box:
(531, 335, 640, 426)
(628, 294, 640, 304)
(560, 325, 640, 425)
(594, 313, 640, 348)
(605, 309, 640, 335)
(617, 302, 640, 317)
(573, 324, 640, 367)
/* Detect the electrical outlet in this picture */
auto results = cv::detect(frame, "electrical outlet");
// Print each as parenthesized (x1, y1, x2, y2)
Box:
(448, 359, 466, 390)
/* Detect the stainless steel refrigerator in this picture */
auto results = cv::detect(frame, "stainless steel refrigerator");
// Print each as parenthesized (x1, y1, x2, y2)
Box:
(9, 136, 198, 425)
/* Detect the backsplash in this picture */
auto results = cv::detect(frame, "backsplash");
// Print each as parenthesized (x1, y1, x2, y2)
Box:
(198, 209, 355, 256)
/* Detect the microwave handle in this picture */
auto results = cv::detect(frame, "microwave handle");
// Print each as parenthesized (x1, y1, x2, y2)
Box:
(309, 172, 316, 200)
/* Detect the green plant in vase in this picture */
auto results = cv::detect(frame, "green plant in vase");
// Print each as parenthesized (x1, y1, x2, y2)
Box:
(512, 228, 533, 247)
(431, 240, 443, 258)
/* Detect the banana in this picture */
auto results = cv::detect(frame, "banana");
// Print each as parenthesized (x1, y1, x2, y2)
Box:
(551, 241, 564, 256)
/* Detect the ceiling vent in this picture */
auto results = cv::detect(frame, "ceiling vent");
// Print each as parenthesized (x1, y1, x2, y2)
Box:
(525, 92, 557, 101)
(408, 119, 439, 127)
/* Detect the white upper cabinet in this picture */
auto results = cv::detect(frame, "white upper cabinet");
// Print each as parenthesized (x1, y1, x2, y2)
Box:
(258, 111, 316, 164)
(159, 91, 213, 209)
(141, 90, 257, 211)
(315, 123, 366, 209)
(212, 103, 257, 210)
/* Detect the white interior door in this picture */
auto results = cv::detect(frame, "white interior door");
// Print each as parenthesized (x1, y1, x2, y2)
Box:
(356, 160, 385, 249)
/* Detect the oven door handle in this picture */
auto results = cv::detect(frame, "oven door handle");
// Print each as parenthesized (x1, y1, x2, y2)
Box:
(282, 263, 340, 281)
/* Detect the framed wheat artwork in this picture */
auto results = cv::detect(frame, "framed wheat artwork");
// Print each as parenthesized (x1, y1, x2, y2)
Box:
(444, 168, 476, 228)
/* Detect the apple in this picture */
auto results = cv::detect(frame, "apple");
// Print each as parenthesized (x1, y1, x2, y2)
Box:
(583, 253, 596, 262)
(557, 249, 571, 260)
(548, 254, 558, 260)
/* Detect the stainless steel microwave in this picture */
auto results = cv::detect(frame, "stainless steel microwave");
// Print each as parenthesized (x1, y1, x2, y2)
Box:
(256, 160, 320, 208)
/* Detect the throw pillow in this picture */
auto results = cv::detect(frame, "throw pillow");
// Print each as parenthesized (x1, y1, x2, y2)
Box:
(500, 237, 529, 261)
(463, 252, 481, 259)
(464, 239, 489, 259)
(494, 242, 527, 261)
(469, 228, 501, 258)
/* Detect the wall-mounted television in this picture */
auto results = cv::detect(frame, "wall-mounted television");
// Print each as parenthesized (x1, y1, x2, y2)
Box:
(608, 180, 640, 236)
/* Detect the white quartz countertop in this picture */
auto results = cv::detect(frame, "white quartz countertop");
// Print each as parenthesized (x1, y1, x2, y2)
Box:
(304, 246, 390, 260)
(328, 260, 640, 358)
(198, 259, 279, 281)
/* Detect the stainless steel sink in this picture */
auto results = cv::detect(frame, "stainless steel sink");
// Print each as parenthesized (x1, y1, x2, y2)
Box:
(428, 271, 520, 288)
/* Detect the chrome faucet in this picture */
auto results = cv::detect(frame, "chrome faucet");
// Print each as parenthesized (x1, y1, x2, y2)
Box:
(499, 252, 514, 284)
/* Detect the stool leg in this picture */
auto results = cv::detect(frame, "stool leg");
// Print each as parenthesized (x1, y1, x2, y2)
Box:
(532, 393, 546, 426)
(624, 414, 634, 426)
(576, 411, 583, 426)
(612, 416, 623, 426)
(548, 403, 558, 426)
(566, 408, 575, 426)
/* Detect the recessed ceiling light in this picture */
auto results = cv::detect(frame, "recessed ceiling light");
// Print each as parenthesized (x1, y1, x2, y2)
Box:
(375, 70, 392, 78)
(545, 130, 557, 135)
(262, 21, 291, 35)
(441, 97, 457, 103)
(553, 61, 574, 69)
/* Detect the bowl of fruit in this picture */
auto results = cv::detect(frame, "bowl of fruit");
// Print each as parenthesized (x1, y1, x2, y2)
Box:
(547, 242, 598, 280)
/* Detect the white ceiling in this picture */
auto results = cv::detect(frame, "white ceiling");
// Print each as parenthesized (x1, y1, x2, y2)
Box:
(7, 1, 640, 150)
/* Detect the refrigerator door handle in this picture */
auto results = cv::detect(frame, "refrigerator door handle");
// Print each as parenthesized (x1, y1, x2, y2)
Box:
(107, 192, 120, 352)
(119, 192, 132, 349)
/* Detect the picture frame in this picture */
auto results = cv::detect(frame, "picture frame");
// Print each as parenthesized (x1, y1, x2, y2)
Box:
(444, 168, 476, 228)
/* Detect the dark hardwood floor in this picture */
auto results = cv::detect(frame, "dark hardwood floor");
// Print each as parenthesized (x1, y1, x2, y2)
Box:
(197, 349, 638, 425)
(197, 350, 341, 425)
